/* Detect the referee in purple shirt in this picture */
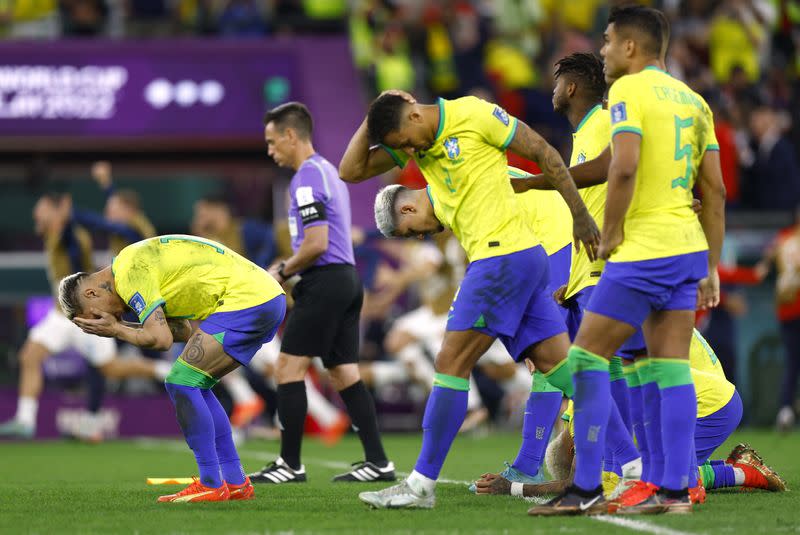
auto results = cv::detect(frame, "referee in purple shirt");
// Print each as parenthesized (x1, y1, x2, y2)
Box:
(248, 102, 395, 484)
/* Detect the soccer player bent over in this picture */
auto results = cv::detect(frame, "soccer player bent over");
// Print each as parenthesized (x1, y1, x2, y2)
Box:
(340, 89, 599, 508)
(61, 235, 286, 503)
(529, 6, 726, 516)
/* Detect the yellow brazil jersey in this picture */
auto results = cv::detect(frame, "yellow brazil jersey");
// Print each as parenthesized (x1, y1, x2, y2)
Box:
(508, 167, 572, 256)
(109, 213, 157, 256)
(112, 235, 284, 323)
(382, 96, 539, 262)
(565, 105, 610, 299)
(689, 329, 736, 418)
(607, 67, 718, 263)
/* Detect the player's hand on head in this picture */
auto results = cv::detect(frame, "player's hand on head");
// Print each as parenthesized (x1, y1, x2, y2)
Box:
(573, 211, 601, 261)
(697, 270, 721, 310)
(379, 89, 416, 104)
(73, 308, 120, 338)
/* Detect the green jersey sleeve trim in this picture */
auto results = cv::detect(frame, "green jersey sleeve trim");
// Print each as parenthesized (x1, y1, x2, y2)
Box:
(434, 98, 446, 140)
(140, 299, 166, 323)
(612, 126, 643, 137)
(501, 118, 519, 150)
(379, 144, 406, 169)
(706, 144, 720, 151)
(575, 104, 602, 133)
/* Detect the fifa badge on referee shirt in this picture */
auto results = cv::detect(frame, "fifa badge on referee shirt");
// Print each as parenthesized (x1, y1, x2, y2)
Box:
(444, 137, 460, 160)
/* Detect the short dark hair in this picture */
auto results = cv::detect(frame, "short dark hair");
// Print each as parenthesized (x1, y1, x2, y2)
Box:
(608, 4, 664, 57)
(367, 94, 408, 145)
(58, 272, 90, 320)
(112, 189, 141, 211)
(40, 191, 65, 204)
(263, 102, 313, 140)
(654, 8, 670, 58)
(554, 53, 607, 103)
(198, 193, 230, 207)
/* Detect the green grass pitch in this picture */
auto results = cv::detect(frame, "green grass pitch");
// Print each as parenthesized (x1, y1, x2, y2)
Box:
(1, 430, 798, 534)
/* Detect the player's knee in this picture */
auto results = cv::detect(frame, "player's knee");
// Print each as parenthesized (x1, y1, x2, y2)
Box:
(276, 354, 309, 384)
(330, 364, 360, 391)
(433, 351, 470, 378)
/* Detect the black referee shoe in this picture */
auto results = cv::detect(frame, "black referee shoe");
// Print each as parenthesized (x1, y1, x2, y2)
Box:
(332, 461, 396, 482)
(248, 457, 307, 484)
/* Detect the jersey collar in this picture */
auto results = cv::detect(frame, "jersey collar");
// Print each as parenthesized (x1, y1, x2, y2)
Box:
(575, 104, 602, 133)
(434, 98, 446, 141)
(425, 185, 435, 207)
(643, 65, 668, 74)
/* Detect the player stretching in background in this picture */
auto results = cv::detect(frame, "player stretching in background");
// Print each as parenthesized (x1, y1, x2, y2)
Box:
(530, 6, 726, 515)
(0, 193, 170, 440)
(61, 235, 286, 502)
(340, 89, 599, 508)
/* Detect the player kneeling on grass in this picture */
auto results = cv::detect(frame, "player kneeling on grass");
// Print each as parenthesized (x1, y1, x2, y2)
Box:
(60, 235, 286, 503)
(475, 330, 787, 504)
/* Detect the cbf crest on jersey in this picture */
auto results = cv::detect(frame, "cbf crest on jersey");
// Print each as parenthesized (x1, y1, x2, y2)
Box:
(493, 106, 510, 126)
(444, 137, 460, 160)
(611, 102, 627, 124)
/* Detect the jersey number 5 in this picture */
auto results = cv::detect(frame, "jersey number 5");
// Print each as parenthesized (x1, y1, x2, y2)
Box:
(672, 115, 694, 190)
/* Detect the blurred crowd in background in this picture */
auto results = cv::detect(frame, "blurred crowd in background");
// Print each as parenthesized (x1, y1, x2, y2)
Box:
(4, 0, 800, 212)
(1, 0, 799, 439)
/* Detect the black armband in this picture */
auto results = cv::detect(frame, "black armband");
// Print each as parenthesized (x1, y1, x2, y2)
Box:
(298, 202, 327, 225)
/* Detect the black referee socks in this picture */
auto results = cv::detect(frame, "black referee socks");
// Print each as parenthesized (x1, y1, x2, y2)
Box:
(339, 380, 388, 465)
(277, 381, 307, 470)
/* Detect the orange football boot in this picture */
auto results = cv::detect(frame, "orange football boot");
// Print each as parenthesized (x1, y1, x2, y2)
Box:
(231, 398, 265, 428)
(157, 477, 230, 503)
(688, 485, 706, 504)
(227, 477, 256, 501)
(608, 480, 658, 513)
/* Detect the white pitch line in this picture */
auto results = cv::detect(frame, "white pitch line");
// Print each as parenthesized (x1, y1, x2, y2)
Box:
(592, 515, 700, 535)
(134, 438, 473, 485)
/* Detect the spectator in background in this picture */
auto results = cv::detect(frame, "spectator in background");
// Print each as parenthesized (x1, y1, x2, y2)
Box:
(708, 0, 774, 85)
(770, 206, 800, 431)
(0, 0, 60, 38)
(124, 0, 172, 37)
(60, 0, 108, 36)
(217, 0, 267, 37)
(741, 103, 800, 211)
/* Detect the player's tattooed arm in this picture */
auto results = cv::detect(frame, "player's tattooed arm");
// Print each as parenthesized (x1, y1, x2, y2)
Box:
(510, 146, 611, 192)
(73, 305, 173, 351)
(167, 318, 193, 343)
(508, 122, 600, 260)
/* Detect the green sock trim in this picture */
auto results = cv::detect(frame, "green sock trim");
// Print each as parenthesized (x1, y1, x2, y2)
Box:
(609, 356, 625, 382)
(543, 359, 574, 398)
(531, 370, 562, 393)
(699, 462, 715, 488)
(164, 358, 219, 389)
(433, 373, 470, 391)
(650, 358, 693, 389)
(568, 346, 609, 373)
(623, 362, 640, 387)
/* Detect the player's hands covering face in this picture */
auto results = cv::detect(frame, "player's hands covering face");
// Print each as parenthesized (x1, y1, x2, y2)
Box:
(73, 308, 120, 338)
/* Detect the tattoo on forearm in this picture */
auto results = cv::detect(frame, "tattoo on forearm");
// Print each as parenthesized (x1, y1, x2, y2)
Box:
(154, 309, 166, 325)
(183, 333, 205, 364)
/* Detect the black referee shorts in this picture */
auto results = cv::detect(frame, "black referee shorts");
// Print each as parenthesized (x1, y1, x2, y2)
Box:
(280, 264, 364, 368)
